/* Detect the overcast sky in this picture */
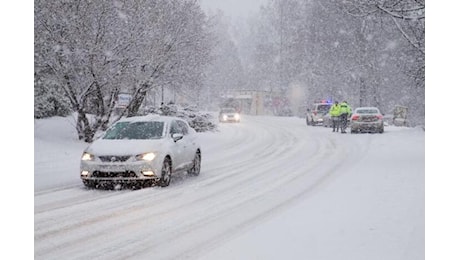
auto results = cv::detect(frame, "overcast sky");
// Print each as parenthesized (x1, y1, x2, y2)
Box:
(199, 0, 268, 20)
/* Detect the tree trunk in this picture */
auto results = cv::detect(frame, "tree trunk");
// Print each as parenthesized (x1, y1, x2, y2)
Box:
(127, 89, 147, 117)
(76, 109, 95, 142)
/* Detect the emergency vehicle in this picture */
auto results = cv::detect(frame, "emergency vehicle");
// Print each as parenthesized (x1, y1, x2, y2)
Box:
(306, 100, 332, 126)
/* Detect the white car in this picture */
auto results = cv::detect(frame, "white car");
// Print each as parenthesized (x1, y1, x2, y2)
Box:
(349, 107, 384, 134)
(219, 107, 240, 123)
(80, 115, 201, 189)
(306, 102, 332, 126)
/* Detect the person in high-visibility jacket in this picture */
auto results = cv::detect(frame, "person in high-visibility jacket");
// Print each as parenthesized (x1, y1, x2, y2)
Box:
(339, 101, 352, 133)
(329, 101, 341, 132)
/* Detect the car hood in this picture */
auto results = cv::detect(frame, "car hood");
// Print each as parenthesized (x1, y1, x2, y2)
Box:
(85, 138, 168, 156)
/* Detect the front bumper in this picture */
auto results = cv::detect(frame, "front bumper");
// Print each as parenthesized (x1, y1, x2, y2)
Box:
(220, 117, 240, 122)
(80, 160, 161, 183)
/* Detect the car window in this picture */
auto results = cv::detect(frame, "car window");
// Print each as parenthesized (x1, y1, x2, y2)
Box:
(170, 120, 180, 135)
(357, 109, 379, 114)
(317, 104, 331, 112)
(221, 108, 235, 113)
(103, 121, 164, 140)
(176, 120, 189, 135)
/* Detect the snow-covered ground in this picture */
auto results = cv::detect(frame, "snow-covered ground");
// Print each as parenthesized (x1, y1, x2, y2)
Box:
(34, 114, 424, 259)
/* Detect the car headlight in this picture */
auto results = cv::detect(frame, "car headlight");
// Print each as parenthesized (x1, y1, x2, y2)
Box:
(223, 115, 228, 120)
(234, 113, 240, 120)
(81, 152, 94, 161)
(135, 152, 156, 161)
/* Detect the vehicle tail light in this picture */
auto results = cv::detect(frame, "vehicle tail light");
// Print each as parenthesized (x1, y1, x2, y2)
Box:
(351, 115, 359, 121)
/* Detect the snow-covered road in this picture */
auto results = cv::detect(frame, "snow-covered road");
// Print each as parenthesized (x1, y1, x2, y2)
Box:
(34, 115, 424, 259)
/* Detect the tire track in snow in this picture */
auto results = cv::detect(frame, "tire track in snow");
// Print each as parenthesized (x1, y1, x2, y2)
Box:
(34, 116, 369, 260)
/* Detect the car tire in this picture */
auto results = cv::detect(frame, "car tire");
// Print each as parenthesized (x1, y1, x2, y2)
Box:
(306, 118, 310, 125)
(188, 151, 201, 176)
(82, 180, 95, 189)
(143, 180, 155, 188)
(159, 157, 172, 187)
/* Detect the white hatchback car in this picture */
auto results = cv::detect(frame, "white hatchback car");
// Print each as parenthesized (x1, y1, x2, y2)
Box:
(80, 115, 201, 189)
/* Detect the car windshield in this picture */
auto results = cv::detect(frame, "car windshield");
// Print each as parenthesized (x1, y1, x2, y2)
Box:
(317, 104, 331, 112)
(103, 121, 165, 140)
(356, 109, 379, 114)
(221, 108, 236, 113)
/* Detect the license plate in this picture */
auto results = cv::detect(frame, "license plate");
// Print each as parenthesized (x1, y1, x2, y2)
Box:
(99, 165, 124, 171)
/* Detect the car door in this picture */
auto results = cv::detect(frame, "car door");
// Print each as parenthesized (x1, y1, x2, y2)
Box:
(176, 120, 196, 166)
(169, 120, 186, 172)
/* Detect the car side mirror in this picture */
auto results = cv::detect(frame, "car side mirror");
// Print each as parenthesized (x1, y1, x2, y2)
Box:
(172, 133, 184, 142)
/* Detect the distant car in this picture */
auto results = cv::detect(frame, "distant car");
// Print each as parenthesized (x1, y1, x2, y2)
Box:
(219, 107, 240, 123)
(306, 102, 331, 126)
(80, 115, 201, 189)
(349, 107, 384, 133)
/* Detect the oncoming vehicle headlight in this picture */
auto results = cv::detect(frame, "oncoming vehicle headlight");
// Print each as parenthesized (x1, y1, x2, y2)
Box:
(81, 152, 94, 161)
(223, 115, 228, 120)
(234, 113, 240, 120)
(136, 152, 156, 161)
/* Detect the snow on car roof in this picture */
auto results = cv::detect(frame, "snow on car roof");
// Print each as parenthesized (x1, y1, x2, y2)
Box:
(117, 114, 182, 123)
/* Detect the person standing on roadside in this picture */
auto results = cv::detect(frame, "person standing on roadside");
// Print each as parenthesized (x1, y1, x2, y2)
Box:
(339, 101, 352, 133)
(329, 101, 341, 132)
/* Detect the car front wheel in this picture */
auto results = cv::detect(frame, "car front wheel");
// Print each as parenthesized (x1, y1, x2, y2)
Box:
(82, 180, 95, 189)
(188, 151, 201, 176)
(159, 157, 172, 187)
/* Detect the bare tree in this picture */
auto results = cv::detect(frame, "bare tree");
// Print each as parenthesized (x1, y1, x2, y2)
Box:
(340, 0, 424, 122)
(35, 0, 212, 142)
(240, 0, 424, 124)
(342, 0, 424, 54)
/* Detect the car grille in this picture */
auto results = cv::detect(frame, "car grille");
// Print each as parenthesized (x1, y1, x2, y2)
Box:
(99, 156, 131, 162)
(92, 171, 137, 178)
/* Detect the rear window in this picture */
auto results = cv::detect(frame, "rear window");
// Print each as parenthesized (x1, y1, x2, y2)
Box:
(356, 109, 379, 114)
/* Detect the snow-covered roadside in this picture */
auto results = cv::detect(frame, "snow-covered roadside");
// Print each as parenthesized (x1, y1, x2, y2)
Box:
(34, 115, 424, 259)
(199, 125, 425, 260)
